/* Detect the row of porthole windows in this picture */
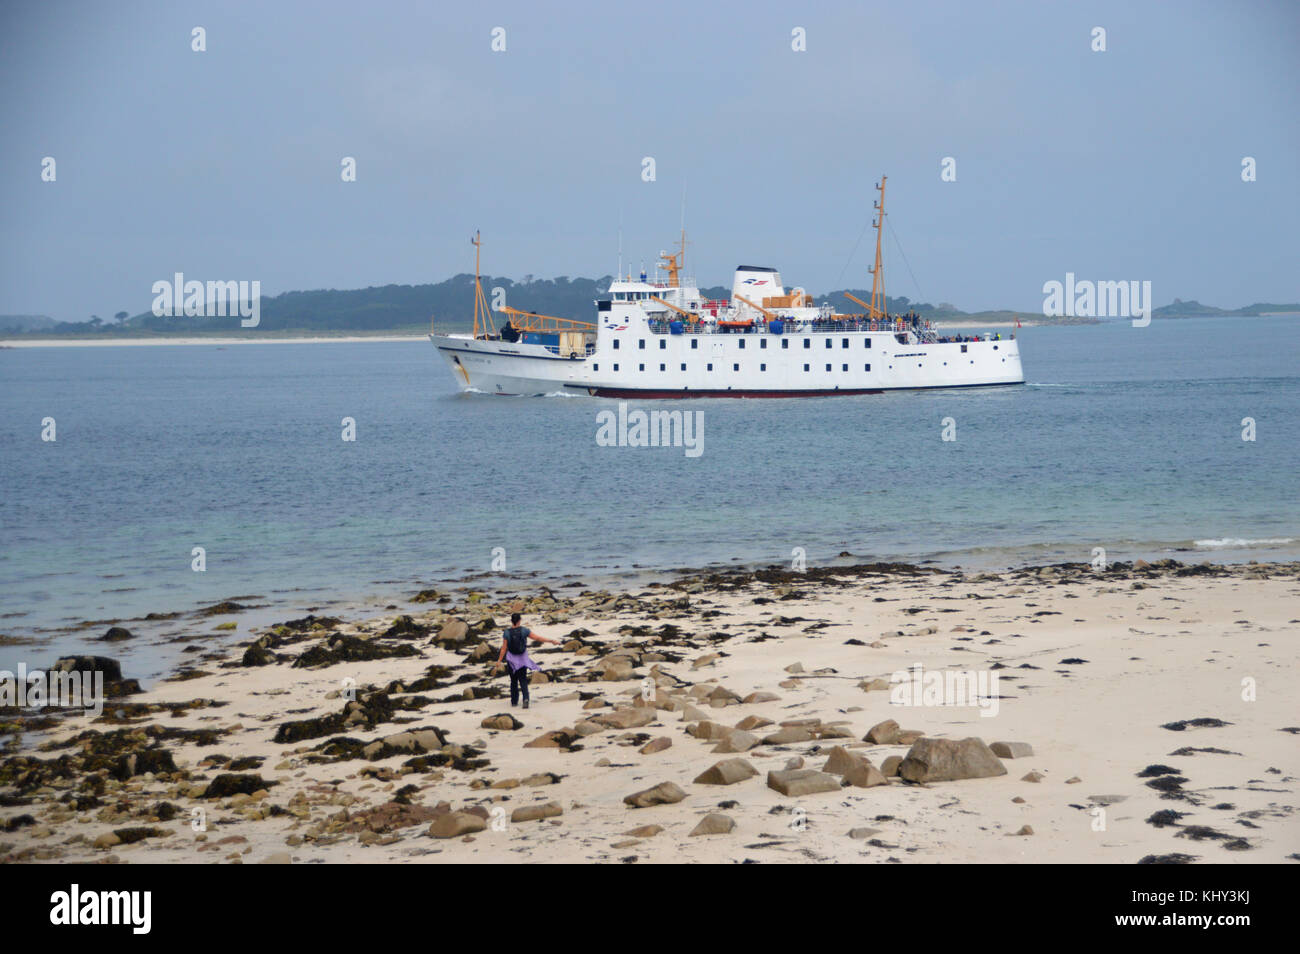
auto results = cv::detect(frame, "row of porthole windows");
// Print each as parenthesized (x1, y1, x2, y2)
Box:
(607, 338, 994, 354)
(614, 337, 873, 351)
(592, 362, 874, 373)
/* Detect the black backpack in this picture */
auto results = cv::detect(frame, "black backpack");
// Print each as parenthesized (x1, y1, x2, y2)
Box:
(505, 626, 528, 655)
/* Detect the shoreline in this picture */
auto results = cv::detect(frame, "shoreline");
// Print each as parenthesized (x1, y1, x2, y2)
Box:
(2, 557, 1296, 864)
(0, 335, 431, 348)
(0, 318, 1096, 347)
(11, 312, 1296, 348)
(0, 323, 1058, 346)
(6, 540, 1298, 682)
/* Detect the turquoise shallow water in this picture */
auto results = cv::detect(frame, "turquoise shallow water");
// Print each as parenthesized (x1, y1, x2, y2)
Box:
(1, 314, 1297, 674)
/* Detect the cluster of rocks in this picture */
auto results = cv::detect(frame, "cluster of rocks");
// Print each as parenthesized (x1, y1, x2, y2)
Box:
(1004, 558, 1299, 588)
(6, 557, 1182, 862)
(614, 729, 1031, 840)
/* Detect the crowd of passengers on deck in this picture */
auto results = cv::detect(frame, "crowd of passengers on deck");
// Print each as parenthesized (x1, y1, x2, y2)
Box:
(646, 310, 1013, 343)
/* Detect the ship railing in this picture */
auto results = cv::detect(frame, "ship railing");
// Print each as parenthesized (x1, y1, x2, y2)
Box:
(644, 317, 920, 337)
(539, 342, 597, 358)
(637, 320, 1015, 345)
(616, 278, 698, 291)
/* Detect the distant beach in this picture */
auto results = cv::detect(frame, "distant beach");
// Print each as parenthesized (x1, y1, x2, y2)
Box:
(0, 320, 1059, 346)
(0, 335, 428, 348)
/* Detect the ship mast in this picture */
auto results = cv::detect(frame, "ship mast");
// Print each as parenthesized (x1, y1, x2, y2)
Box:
(659, 228, 687, 289)
(868, 176, 887, 319)
(471, 230, 492, 339)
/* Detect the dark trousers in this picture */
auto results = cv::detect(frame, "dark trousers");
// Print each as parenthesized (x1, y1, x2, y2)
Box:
(508, 664, 530, 705)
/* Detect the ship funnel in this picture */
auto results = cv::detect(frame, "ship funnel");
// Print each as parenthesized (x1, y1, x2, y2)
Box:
(731, 266, 783, 303)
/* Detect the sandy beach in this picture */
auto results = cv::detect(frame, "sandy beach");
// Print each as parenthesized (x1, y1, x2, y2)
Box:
(0, 326, 1049, 347)
(0, 335, 429, 348)
(2, 559, 1296, 865)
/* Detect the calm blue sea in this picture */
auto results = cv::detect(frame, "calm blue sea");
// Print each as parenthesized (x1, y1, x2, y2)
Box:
(1, 315, 1297, 676)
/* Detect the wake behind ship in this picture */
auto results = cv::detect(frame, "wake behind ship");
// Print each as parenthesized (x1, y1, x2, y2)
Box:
(431, 177, 1025, 397)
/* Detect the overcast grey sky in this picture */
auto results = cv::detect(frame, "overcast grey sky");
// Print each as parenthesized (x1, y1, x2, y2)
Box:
(2, 0, 1297, 321)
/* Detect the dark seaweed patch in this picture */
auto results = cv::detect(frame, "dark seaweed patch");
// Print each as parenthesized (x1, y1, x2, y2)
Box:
(1145, 810, 1187, 828)
(1161, 718, 1232, 731)
(1137, 764, 1180, 777)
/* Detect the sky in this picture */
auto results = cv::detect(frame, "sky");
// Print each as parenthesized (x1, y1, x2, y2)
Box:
(1, 0, 1297, 322)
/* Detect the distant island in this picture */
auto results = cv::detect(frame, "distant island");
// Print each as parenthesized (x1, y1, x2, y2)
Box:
(2, 279, 1295, 339)
(1149, 298, 1300, 318)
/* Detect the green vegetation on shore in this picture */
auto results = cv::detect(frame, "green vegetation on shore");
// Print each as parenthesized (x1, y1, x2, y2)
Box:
(1152, 298, 1300, 318)
(4, 280, 1294, 339)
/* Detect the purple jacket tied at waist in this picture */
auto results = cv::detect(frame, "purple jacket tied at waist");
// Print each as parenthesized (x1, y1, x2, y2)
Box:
(505, 650, 540, 672)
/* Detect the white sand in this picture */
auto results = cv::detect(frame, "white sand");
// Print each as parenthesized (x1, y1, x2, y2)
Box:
(0, 336, 428, 348)
(3, 565, 1296, 864)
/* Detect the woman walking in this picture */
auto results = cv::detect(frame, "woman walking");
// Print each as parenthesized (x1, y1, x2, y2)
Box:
(494, 613, 559, 708)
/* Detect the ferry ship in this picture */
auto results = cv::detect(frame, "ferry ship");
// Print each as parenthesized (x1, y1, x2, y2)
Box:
(431, 177, 1024, 397)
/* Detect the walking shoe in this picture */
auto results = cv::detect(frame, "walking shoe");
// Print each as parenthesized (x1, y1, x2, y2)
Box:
(522, 700, 530, 709)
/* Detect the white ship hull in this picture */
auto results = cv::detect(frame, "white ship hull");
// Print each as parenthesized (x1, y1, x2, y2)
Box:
(432, 325, 1023, 398)
(436, 201, 1025, 398)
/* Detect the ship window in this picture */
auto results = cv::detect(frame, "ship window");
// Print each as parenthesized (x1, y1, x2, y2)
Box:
(864, 363, 871, 372)
(691, 339, 698, 350)
(825, 339, 832, 349)
(613, 339, 620, 350)
(639, 339, 645, 350)
(733, 363, 739, 371)
(593, 363, 598, 371)
(660, 363, 665, 371)
(842, 338, 849, 348)
(639, 363, 645, 371)
(739, 339, 745, 349)
(613, 363, 619, 371)
(598, 300, 611, 312)
(960, 344, 968, 353)
(782, 339, 789, 349)
(825, 363, 831, 371)
(761, 339, 767, 349)
(842, 364, 848, 371)
(803, 339, 810, 349)
(761, 363, 767, 371)
(660, 340, 666, 350)
(864, 338, 871, 349)
(993, 345, 998, 350)
(803, 363, 810, 371)
(707, 362, 713, 371)
(680, 363, 686, 371)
